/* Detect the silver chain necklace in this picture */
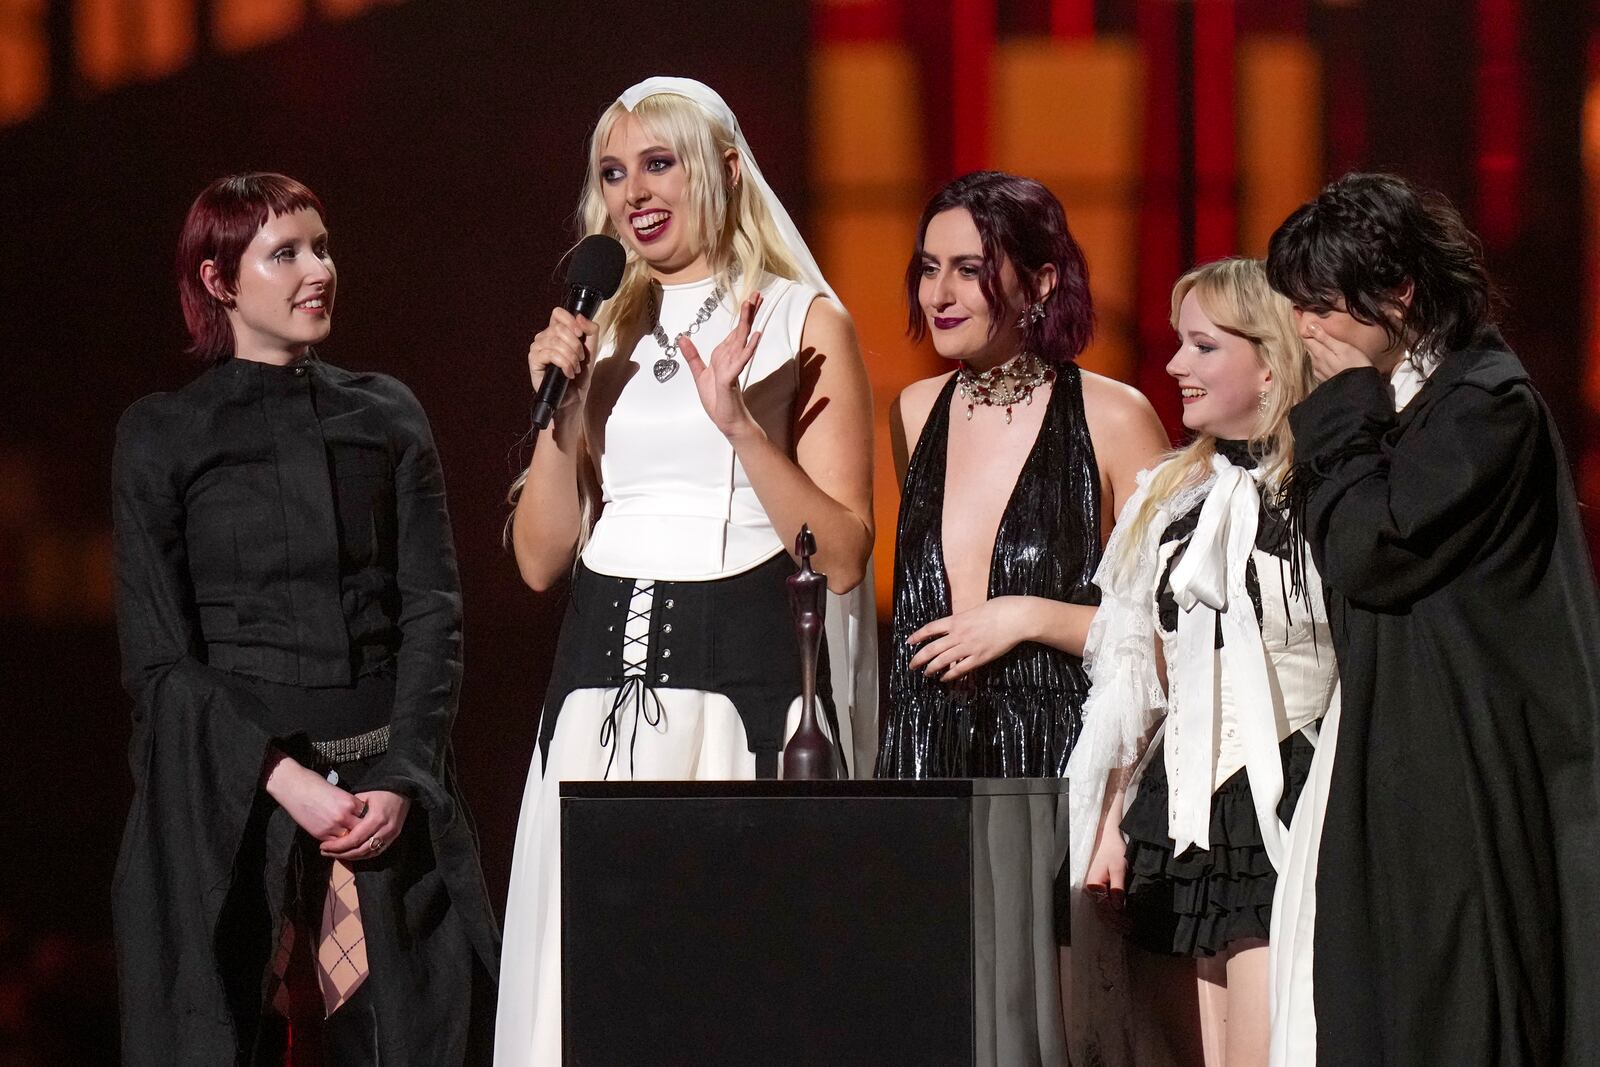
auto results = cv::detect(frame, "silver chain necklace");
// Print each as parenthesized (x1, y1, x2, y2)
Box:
(649, 284, 725, 383)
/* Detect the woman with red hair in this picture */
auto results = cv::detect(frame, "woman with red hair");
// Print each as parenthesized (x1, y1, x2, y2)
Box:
(112, 173, 498, 1065)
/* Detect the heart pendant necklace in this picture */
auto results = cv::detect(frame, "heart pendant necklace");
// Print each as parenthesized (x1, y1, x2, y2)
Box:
(650, 284, 726, 383)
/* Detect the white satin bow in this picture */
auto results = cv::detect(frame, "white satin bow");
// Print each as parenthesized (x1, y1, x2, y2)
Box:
(1164, 454, 1289, 869)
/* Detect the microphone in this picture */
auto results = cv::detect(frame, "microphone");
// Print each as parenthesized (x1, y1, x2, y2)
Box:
(531, 234, 627, 429)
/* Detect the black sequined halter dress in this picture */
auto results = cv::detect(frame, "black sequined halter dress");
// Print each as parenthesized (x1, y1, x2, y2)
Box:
(877, 365, 1102, 779)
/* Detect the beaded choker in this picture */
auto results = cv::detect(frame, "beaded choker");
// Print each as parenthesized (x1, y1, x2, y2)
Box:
(955, 351, 1054, 423)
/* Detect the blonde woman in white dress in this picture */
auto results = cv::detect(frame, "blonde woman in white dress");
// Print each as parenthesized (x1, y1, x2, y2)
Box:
(494, 77, 877, 1066)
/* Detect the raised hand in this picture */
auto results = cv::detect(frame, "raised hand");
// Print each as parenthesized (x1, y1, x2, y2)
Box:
(679, 292, 764, 439)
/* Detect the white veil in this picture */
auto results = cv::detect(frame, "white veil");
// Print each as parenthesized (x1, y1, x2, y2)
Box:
(615, 77, 880, 776)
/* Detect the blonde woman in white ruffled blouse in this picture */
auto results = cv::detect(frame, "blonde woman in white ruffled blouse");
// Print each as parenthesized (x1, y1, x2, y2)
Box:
(1066, 258, 1336, 1067)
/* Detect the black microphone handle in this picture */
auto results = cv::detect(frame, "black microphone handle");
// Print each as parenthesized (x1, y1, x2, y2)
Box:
(568, 285, 605, 321)
(531, 284, 604, 430)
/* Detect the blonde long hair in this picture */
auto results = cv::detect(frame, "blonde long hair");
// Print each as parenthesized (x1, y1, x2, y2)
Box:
(1117, 257, 1314, 564)
(505, 88, 808, 528)
(578, 91, 806, 353)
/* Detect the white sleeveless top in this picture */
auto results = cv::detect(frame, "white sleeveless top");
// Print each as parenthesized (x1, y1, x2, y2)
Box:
(581, 273, 822, 581)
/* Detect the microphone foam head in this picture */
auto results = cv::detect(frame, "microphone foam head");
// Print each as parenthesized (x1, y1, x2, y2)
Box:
(567, 234, 627, 299)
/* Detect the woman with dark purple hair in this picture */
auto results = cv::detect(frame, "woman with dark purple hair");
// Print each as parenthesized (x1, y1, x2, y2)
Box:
(877, 171, 1168, 780)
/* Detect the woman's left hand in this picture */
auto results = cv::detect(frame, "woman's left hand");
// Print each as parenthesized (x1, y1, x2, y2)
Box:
(907, 596, 1034, 682)
(680, 292, 764, 439)
(319, 789, 411, 861)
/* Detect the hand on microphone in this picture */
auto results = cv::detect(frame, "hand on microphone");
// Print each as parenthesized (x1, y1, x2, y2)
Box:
(527, 307, 597, 419)
(530, 234, 624, 430)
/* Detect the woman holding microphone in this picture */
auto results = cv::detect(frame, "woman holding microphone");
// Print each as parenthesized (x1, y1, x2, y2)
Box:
(495, 77, 876, 1065)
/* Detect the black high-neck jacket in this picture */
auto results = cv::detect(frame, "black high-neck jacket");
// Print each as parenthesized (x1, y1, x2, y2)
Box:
(116, 355, 453, 703)
(111, 355, 498, 1065)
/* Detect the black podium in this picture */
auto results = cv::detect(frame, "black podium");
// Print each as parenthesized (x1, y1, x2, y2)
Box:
(560, 778, 1069, 1066)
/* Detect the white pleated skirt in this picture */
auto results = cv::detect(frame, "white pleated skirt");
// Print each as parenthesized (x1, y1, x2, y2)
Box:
(493, 686, 807, 1066)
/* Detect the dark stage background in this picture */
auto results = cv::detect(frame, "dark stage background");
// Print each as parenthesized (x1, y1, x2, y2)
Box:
(0, 2, 808, 1060)
(3, 0, 1598, 1062)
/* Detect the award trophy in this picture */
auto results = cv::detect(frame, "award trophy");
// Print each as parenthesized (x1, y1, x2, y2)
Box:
(782, 525, 843, 780)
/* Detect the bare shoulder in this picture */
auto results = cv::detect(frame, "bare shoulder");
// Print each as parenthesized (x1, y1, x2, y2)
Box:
(889, 371, 955, 484)
(1078, 368, 1162, 432)
(895, 371, 956, 440)
(797, 296, 866, 397)
(1077, 368, 1170, 513)
(799, 293, 856, 345)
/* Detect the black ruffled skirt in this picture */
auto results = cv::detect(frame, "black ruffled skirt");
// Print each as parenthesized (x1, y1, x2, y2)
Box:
(1120, 728, 1316, 958)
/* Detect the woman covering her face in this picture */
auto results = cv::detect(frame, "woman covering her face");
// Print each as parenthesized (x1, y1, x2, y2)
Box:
(111, 174, 500, 1066)
(1067, 258, 1331, 1067)
(495, 77, 876, 1066)
(878, 171, 1168, 782)
(1264, 173, 1600, 1067)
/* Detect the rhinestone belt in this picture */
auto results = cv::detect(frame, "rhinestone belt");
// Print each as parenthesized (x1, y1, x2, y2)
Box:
(310, 724, 391, 765)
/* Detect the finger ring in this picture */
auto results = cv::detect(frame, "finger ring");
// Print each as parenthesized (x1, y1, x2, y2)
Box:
(358, 800, 369, 819)
(368, 835, 384, 853)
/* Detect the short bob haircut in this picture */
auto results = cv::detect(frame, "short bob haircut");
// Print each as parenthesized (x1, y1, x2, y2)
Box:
(905, 171, 1094, 364)
(176, 172, 325, 364)
(1266, 172, 1495, 356)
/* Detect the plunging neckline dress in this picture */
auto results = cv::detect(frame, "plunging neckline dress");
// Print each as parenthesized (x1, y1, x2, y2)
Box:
(878, 364, 1102, 779)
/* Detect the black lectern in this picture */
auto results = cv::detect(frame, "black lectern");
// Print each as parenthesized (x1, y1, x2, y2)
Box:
(560, 778, 1068, 1066)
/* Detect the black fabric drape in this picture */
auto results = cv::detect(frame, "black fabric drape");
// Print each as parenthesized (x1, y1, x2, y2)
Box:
(1290, 331, 1600, 1067)
(111, 356, 499, 1066)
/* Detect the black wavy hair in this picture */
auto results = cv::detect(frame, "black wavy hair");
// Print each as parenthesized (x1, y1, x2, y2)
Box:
(1266, 172, 1496, 355)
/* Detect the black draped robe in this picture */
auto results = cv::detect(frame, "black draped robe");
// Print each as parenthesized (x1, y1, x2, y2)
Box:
(1290, 330, 1600, 1066)
(110, 356, 500, 1065)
